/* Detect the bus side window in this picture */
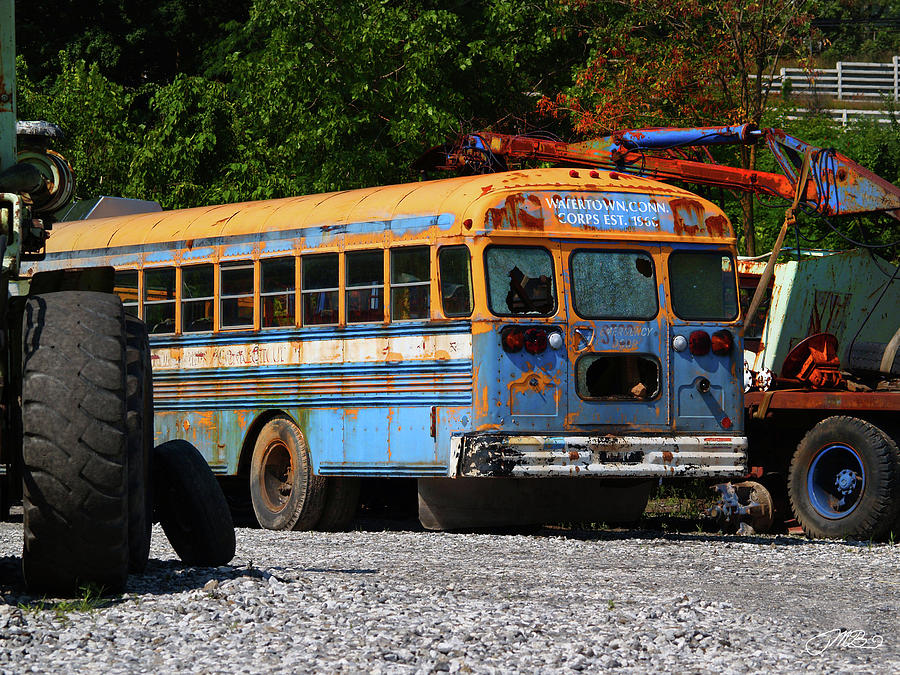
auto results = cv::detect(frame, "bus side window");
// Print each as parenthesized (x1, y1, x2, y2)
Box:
(438, 245, 472, 317)
(261, 257, 296, 328)
(144, 267, 176, 334)
(391, 247, 430, 320)
(221, 262, 254, 330)
(182, 264, 214, 333)
(301, 253, 338, 326)
(346, 250, 384, 323)
(114, 269, 139, 316)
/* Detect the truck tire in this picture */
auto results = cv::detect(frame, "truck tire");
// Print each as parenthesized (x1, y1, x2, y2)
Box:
(250, 417, 325, 531)
(316, 478, 360, 531)
(125, 315, 153, 573)
(21, 292, 129, 594)
(788, 416, 900, 540)
(153, 440, 235, 566)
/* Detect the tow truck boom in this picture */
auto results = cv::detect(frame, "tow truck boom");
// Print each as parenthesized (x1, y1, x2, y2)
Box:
(434, 124, 900, 221)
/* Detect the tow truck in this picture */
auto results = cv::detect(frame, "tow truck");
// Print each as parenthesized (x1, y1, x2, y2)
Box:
(422, 124, 900, 539)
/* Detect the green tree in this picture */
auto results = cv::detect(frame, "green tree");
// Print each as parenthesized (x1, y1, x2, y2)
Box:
(16, 55, 138, 201)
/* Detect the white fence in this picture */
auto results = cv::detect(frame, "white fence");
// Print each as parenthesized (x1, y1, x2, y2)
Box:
(782, 107, 898, 126)
(763, 58, 900, 100)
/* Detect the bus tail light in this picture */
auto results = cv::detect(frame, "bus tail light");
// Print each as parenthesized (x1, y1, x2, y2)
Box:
(711, 329, 734, 355)
(502, 327, 525, 353)
(688, 330, 711, 356)
(524, 328, 548, 354)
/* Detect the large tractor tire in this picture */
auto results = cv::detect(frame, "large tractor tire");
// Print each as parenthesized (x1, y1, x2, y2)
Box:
(125, 315, 153, 573)
(21, 292, 130, 594)
(153, 440, 236, 567)
(250, 416, 326, 531)
(789, 416, 900, 540)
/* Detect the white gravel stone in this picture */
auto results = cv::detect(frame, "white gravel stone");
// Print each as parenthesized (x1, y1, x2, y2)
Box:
(0, 521, 897, 673)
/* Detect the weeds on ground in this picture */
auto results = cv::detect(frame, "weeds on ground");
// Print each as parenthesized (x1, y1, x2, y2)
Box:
(17, 584, 113, 625)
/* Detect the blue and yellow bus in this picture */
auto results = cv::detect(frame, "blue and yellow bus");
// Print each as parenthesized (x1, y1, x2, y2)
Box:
(29, 168, 746, 529)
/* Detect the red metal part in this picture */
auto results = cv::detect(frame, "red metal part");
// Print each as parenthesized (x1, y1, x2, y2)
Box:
(745, 390, 900, 415)
(780, 333, 843, 390)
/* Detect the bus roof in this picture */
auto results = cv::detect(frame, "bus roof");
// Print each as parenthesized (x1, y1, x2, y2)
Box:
(44, 168, 734, 256)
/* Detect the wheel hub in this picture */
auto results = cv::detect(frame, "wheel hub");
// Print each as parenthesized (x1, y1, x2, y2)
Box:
(835, 468, 858, 495)
(807, 443, 866, 520)
(260, 440, 294, 512)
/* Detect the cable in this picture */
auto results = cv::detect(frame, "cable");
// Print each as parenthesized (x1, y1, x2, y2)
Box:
(847, 253, 900, 362)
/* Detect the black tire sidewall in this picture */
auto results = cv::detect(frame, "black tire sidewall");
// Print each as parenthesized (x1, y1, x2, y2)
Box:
(153, 439, 235, 566)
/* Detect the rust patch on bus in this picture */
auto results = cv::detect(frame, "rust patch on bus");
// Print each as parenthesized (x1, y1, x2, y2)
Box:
(671, 198, 705, 236)
(486, 193, 545, 231)
(705, 214, 728, 238)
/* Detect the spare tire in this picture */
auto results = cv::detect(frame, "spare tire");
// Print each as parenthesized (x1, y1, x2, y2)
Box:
(22, 291, 130, 594)
(153, 440, 235, 566)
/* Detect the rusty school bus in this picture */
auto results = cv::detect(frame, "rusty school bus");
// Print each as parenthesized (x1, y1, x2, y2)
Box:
(30, 168, 746, 530)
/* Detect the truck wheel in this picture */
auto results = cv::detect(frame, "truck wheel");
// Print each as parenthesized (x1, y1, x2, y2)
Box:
(125, 315, 153, 573)
(21, 292, 129, 594)
(789, 416, 900, 540)
(250, 417, 325, 531)
(153, 440, 235, 566)
(316, 478, 360, 531)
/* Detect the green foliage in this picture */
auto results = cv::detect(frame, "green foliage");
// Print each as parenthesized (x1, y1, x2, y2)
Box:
(127, 76, 236, 208)
(813, 0, 900, 62)
(16, 54, 138, 201)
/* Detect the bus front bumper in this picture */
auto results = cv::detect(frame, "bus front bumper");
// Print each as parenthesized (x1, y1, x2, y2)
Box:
(452, 433, 747, 478)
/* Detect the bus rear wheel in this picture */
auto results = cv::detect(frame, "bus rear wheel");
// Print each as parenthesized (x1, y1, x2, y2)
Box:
(250, 417, 326, 531)
(788, 416, 900, 540)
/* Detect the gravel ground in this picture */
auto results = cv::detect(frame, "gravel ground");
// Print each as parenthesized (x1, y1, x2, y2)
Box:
(0, 518, 897, 674)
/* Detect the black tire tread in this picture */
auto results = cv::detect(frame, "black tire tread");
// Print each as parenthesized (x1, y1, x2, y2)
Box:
(125, 315, 153, 573)
(154, 440, 236, 566)
(22, 291, 129, 594)
(788, 415, 900, 540)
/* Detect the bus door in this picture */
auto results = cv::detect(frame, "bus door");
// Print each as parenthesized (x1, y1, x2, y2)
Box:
(665, 248, 742, 433)
(562, 245, 670, 430)
(481, 242, 569, 433)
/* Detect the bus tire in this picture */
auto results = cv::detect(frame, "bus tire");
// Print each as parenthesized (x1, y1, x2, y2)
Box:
(125, 315, 153, 573)
(153, 440, 236, 566)
(250, 417, 325, 531)
(788, 416, 900, 540)
(316, 478, 360, 531)
(21, 291, 129, 594)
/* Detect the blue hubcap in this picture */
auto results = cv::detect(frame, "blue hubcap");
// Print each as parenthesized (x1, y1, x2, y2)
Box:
(807, 443, 865, 519)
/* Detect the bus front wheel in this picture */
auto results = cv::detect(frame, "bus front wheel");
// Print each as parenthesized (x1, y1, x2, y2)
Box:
(250, 417, 326, 531)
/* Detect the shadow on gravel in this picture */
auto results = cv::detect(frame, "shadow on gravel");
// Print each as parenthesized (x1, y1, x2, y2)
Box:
(0, 557, 265, 606)
(537, 526, 866, 548)
(346, 515, 876, 548)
